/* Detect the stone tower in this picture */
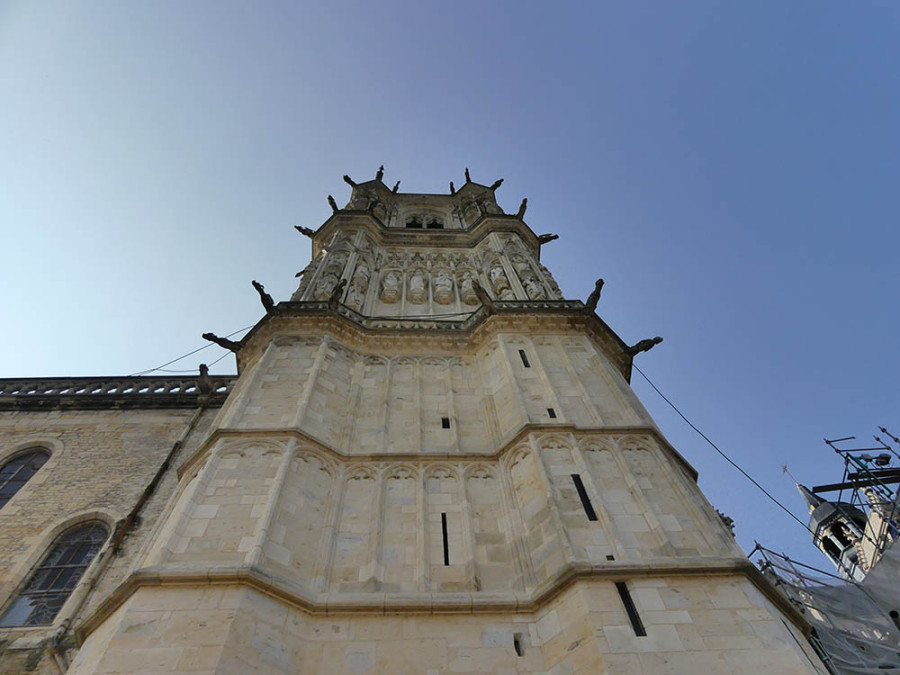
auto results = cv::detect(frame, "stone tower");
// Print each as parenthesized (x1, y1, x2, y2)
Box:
(68, 171, 824, 673)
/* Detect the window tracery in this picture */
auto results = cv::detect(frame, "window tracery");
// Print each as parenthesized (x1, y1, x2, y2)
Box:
(0, 521, 109, 627)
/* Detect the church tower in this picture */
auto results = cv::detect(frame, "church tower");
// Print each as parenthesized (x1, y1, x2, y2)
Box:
(68, 170, 824, 673)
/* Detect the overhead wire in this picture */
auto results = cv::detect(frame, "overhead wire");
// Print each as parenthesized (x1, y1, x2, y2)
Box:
(631, 363, 825, 539)
(635, 361, 888, 577)
(128, 324, 254, 376)
(125, 307, 479, 378)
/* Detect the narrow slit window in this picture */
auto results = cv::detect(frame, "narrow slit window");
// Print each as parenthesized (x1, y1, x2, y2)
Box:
(518, 350, 530, 368)
(441, 513, 450, 565)
(513, 632, 525, 656)
(547, 408, 557, 419)
(615, 582, 647, 636)
(441, 417, 450, 429)
(571, 474, 598, 521)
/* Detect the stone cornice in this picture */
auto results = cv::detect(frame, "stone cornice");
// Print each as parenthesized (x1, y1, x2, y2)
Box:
(73, 558, 811, 643)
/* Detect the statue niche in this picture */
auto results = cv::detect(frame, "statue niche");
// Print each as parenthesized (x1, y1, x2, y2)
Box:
(432, 268, 454, 305)
(313, 249, 349, 301)
(407, 268, 428, 304)
(460, 198, 480, 225)
(346, 258, 371, 311)
(510, 255, 546, 301)
(520, 268, 547, 300)
(487, 260, 515, 300)
(457, 270, 479, 306)
(380, 269, 402, 304)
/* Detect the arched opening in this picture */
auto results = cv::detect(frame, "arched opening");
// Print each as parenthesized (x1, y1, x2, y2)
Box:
(0, 448, 50, 509)
(0, 521, 109, 626)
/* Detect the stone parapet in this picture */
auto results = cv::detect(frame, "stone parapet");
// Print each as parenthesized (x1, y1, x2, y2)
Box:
(0, 376, 236, 411)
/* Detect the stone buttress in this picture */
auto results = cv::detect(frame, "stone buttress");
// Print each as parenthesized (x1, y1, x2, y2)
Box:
(69, 172, 826, 674)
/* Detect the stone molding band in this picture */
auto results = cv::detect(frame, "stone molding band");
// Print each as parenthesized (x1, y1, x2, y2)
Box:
(74, 558, 809, 645)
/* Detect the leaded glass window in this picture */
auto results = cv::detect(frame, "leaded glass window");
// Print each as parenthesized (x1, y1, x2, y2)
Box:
(0, 522, 108, 627)
(0, 448, 49, 509)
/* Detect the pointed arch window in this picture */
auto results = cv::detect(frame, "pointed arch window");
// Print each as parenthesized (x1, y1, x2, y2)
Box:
(0, 522, 109, 627)
(0, 448, 50, 509)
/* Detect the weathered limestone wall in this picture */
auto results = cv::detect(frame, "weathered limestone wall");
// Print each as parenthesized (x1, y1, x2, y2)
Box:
(136, 431, 739, 605)
(0, 406, 218, 672)
(68, 577, 824, 674)
(216, 332, 648, 455)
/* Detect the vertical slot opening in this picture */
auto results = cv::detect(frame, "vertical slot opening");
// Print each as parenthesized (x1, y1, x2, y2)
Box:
(441, 513, 449, 565)
(616, 582, 647, 637)
(513, 632, 525, 656)
(571, 474, 598, 521)
(441, 417, 450, 429)
(518, 349, 530, 368)
(547, 408, 557, 419)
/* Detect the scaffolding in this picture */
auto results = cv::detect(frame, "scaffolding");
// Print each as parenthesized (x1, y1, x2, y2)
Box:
(754, 544, 900, 674)
(755, 429, 900, 674)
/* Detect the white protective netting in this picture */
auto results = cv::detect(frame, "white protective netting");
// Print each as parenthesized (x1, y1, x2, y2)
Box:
(757, 543, 900, 674)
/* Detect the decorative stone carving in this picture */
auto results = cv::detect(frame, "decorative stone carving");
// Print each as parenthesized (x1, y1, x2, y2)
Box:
(520, 268, 547, 300)
(380, 270, 401, 304)
(348, 187, 375, 211)
(432, 268, 454, 305)
(460, 198, 480, 224)
(314, 270, 340, 301)
(538, 261, 563, 298)
(388, 465, 416, 480)
(291, 251, 323, 300)
(407, 269, 428, 304)
(346, 259, 371, 311)
(488, 261, 511, 296)
(313, 245, 350, 301)
(457, 270, 479, 305)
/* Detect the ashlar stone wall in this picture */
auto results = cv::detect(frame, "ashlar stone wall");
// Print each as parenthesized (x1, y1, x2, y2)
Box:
(215, 331, 648, 455)
(137, 431, 741, 604)
(67, 576, 824, 674)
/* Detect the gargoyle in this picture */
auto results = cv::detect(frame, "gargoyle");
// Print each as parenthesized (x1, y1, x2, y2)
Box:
(585, 278, 604, 311)
(626, 336, 663, 356)
(251, 280, 275, 313)
(202, 333, 240, 352)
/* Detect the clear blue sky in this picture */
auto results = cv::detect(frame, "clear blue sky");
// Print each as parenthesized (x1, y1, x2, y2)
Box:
(2, 2, 898, 569)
